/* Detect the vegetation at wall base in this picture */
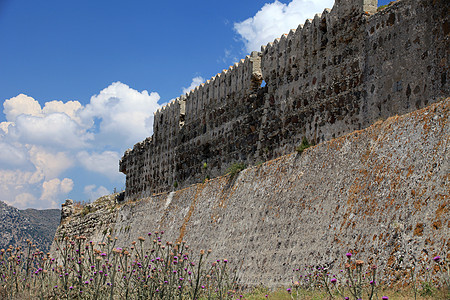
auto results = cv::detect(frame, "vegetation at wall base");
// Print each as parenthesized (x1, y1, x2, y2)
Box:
(0, 235, 239, 299)
(1, 234, 448, 299)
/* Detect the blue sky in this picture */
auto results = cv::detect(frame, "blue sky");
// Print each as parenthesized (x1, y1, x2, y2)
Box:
(0, 0, 392, 209)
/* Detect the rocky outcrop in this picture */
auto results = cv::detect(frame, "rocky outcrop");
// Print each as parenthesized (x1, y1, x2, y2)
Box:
(0, 200, 60, 252)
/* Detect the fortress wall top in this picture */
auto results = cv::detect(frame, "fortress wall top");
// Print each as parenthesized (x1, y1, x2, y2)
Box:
(184, 54, 260, 123)
(120, 0, 449, 200)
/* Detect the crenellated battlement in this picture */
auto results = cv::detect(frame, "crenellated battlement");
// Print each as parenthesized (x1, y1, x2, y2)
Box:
(120, 0, 449, 200)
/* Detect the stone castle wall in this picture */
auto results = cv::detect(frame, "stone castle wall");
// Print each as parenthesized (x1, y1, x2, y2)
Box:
(55, 98, 450, 287)
(120, 0, 449, 200)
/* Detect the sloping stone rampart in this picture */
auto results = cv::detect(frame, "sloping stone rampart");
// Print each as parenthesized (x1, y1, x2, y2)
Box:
(120, 0, 449, 200)
(55, 98, 450, 287)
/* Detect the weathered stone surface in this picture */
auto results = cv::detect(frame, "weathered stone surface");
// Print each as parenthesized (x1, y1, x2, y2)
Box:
(54, 98, 449, 287)
(120, 0, 449, 200)
(60, 199, 74, 220)
(53, 195, 119, 243)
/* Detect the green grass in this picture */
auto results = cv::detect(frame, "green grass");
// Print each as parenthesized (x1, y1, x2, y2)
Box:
(238, 286, 448, 300)
(226, 162, 247, 177)
(296, 137, 313, 154)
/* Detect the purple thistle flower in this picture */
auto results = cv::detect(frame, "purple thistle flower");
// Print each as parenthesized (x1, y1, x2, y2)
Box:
(382, 297, 389, 300)
(346, 253, 352, 258)
(287, 288, 291, 293)
(331, 278, 337, 284)
(69, 286, 73, 290)
(433, 256, 441, 262)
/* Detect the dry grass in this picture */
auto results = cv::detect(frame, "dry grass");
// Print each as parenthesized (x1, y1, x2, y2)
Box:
(240, 286, 448, 300)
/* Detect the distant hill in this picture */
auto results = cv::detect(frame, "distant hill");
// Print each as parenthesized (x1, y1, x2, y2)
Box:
(0, 200, 60, 252)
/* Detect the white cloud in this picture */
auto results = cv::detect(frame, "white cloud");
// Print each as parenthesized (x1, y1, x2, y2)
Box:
(40, 178, 74, 208)
(0, 142, 31, 169)
(182, 76, 205, 95)
(10, 113, 93, 149)
(0, 81, 161, 209)
(77, 150, 123, 180)
(10, 193, 37, 209)
(80, 81, 161, 148)
(3, 94, 41, 122)
(0, 122, 13, 135)
(42, 100, 83, 125)
(234, 0, 334, 52)
(28, 146, 74, 179)
(0, 169, 43, 187)
(84, 184, 110, 202)
(0, 169, 44, 208)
